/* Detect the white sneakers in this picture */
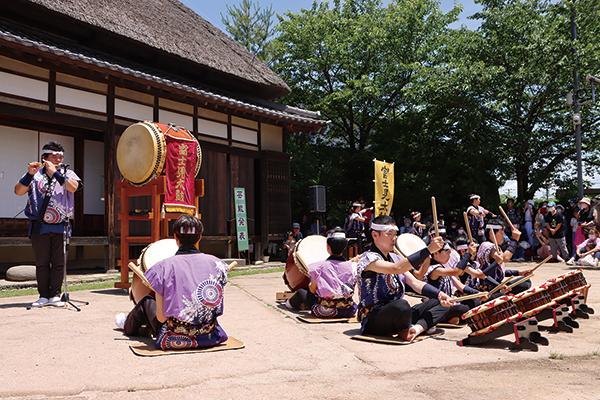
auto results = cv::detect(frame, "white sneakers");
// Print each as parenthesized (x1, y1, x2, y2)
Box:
(31, 296, 64, 308)
(115, 312, 127, 330)
(48, 296, 65, 307)
(31, 297, 49, 307)
(566, 257, 575, 266)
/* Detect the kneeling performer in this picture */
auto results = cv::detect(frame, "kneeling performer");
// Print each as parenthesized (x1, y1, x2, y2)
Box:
(121, 215, 229, 350)
(357, 215, 456, 341)
(287, 227, 357, 318)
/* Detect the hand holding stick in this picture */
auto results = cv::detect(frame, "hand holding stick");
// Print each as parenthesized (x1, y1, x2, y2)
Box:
(463, 211, 473, 243)
(487, 276, 513, 297)
(431, 196, 439, 237)
(453, 291, 489, 302)
(499, 206, 516, 232)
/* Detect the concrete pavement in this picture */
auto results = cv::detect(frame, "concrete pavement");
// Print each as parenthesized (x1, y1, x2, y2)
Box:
(0, 262, 599, 400)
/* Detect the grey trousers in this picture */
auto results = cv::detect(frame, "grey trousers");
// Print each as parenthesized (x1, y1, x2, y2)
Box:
(548, 237, 569, 260)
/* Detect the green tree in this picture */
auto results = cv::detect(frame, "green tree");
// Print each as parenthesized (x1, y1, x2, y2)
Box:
(272, 0, 460, 221)
(272, 0, 459, 151)
(221, 0, 276, 62)
(440, 0, 600, 201)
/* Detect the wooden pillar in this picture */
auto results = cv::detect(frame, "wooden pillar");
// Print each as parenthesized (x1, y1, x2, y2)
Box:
(259, 155, 269, 259)
(73, 136, 84, 236)
(105, 82, 116, 271)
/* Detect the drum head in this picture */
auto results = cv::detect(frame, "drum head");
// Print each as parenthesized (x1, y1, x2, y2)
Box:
(139, 239, 179, 271)
(295, 235, 329, 274)
(394, 233, 427, 257)
(117, 122, 166, 185)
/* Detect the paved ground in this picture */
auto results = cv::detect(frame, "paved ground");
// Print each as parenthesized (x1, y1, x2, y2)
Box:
(1, 262, 599, 400)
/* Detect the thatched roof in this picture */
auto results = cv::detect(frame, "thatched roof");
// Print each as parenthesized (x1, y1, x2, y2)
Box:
(0, 23, 325, 131)
(12, 0, 290, 99)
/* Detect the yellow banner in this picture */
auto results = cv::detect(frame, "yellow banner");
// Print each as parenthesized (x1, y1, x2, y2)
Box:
(374, 159, 394, 216)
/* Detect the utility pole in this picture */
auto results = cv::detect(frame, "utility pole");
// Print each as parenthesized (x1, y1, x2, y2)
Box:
(571, 2, 584, 199)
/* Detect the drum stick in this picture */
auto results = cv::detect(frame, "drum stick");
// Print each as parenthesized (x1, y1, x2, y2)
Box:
(487, 276, 513, 297)
(453, 291, 489, 302)
(431, 196, 439, 237)
(228, 261, 238, 271)
(506, 255, 550, 287)
(490, 227, 500, 253)
(489, 256, 551, 295)
(504, 275, 534, 291)
(463, 212, 473, 244)
(499, 206, 516, 232)
(128, 262, 153, 290)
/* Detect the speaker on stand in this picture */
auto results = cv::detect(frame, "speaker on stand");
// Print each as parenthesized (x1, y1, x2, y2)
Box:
(309, 185, 326, 235)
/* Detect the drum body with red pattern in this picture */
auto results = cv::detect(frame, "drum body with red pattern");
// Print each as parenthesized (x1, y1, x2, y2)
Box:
(559, 270, 588, 292)
(510, 287, 554, 318)
(539, 276, 571, 302)
(461, 296, 522, 336)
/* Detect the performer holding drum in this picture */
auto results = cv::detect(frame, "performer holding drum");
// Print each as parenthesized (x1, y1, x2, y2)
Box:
(286, 227, 357, 318)
(117, 215, 229, 350)
(356, 215, 456, 342)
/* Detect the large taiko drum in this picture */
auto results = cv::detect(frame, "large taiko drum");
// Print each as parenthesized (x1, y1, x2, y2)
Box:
(461, 296, 522, 336)
(394, 233, 427, 258)
(130, 239, 179, 303)
(116, 121, 202, 186)
(284, 235, 329, 291)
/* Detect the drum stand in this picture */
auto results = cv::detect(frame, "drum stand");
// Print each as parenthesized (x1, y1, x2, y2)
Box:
(458, 317, 547, 352)
(60, 221, 89, 312)
(537, 292, 593, 333)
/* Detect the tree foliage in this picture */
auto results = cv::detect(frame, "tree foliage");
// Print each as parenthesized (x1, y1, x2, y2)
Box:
(434, 0, 600, 201)
(221, 0, 276, 62)
(223, 0, 600, 224)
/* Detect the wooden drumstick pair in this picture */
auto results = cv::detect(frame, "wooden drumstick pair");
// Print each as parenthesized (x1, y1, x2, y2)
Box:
(452, 291, 489, 302)
(487, 255, 552, 296)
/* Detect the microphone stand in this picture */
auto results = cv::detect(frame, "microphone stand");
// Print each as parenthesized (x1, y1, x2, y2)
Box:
(59, 164, 89, 311)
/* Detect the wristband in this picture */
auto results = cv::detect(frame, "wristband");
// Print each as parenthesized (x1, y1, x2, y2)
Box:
(407, 247, 431, 269)
(19, 173, 33, 186)
(456, 252, 471, 270)
(421, 283, 441, 299)
(53, 170, 66, 185)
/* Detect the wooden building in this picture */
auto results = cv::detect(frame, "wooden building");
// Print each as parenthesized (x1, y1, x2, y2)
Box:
(0, 0, 325, 271)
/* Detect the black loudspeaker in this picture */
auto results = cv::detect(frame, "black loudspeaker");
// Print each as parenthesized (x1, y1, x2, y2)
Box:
(309, 185, 326, 213)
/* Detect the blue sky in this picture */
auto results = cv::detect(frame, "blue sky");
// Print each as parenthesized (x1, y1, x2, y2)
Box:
(183, 0, 483, 31)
